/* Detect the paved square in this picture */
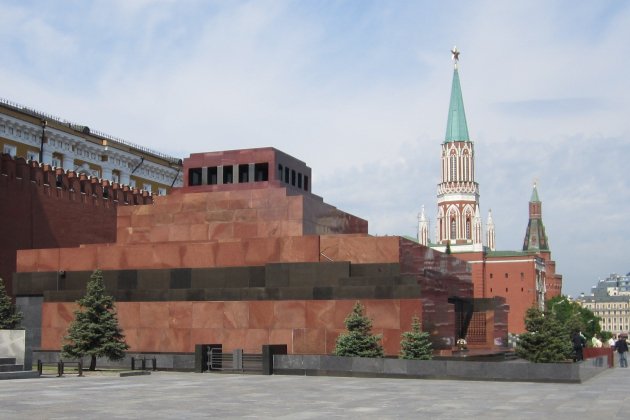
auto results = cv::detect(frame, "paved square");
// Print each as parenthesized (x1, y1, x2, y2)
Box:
(1, 368, 629, 419)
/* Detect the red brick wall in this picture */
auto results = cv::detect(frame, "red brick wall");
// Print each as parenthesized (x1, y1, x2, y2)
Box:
(485, 259, 537, 334)
(454, 252, 549, 334)
(0, 154, 150, 296)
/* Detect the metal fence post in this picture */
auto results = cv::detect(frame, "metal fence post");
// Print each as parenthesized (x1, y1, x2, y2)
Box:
(233, 349, 243, 371)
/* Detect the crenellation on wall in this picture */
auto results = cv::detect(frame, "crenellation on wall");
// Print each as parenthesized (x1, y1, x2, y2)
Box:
(1, 153, 153, 204)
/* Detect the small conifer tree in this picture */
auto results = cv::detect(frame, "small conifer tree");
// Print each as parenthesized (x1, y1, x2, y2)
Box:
(62, 270, 129, 370)
(0, 277, 22, 329)
(400, 316, 433, 360)
(516, 307, 573, 363)
(334, 301, 384, 358)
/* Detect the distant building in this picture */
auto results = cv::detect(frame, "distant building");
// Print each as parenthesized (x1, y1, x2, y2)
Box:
(0, 97, 183, 194)
(418, 50, 562, 334)
(576, 273, 630, 335)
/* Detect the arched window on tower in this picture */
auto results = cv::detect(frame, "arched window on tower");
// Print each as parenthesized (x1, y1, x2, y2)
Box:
(450, 217, 456, 239)
(463, 151, 469, 182)
(466, 217, 471, 239)
(450, 152, 457, 181)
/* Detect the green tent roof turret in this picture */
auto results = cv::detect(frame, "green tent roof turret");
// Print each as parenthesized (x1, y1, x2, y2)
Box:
(530, 183, 540, 202)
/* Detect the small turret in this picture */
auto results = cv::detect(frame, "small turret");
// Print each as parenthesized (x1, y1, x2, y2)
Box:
(418, 205, 429, 246)
(523, 183, 549, 252)
(486, 209, 495, 251)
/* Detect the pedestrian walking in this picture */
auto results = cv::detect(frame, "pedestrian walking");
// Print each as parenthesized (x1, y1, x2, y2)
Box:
(614, 335, 629, 367)
(572, 330, 586, 362)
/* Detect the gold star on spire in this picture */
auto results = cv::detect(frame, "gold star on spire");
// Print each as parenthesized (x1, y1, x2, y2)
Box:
(451, 46, 460, 67)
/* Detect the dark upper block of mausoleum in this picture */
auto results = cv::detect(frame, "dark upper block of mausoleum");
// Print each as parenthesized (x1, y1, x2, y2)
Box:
(183, 147, 311, 195)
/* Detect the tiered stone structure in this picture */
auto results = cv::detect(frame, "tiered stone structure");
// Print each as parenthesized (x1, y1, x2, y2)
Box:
(0, 153, 152, 296)
(15, 147, 507, 356)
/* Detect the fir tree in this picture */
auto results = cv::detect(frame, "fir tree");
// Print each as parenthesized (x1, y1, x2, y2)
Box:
(334, 301, 384, 358)
(0, 277, 22, 329)
(62, 270, 128, 370)
(400, 316, 433, 360)
(516, 307, 573, 363)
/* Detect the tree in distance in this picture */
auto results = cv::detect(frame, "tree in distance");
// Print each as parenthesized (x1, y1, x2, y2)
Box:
(334, 301, 384, 358)
(0, 277, 22, 329)
(546, 295, 601, 341)
(62, 270, 128, 370)
(400, 316, 433, 360)
(516, 307, 573, 363)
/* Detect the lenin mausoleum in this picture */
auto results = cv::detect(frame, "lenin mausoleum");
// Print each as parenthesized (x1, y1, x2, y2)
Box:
(12, 147, 507, 366)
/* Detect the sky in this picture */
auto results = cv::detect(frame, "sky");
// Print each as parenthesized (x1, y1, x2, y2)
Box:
(1, 0, 628, 297)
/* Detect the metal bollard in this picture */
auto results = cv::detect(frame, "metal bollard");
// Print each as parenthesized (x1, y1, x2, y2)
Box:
(37, 360, 42, 375)
(58, 361, 64, 377)
(152, 357, 157, 371)
(78, 360, 83, 377)
(141, 358, 146, 371)
(131, 357, 136, 370)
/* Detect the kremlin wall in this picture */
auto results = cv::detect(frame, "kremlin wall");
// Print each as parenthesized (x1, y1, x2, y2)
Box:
(0, 153, 152, 297)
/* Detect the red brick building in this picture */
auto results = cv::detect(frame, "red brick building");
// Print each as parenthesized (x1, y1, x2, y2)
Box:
(444, 184, 563, 333)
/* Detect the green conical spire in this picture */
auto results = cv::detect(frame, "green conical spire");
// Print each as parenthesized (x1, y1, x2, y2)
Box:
(530, 183, 540, 202)
(445, 67, 470, 142)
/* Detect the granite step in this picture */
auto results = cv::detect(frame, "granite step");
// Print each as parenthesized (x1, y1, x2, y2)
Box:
(0, 364, 24, 372)
(0, 357, 17, 365)
(0, 370, 40, 380)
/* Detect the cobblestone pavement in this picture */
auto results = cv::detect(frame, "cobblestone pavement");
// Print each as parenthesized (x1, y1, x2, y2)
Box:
(0, 368, 629, 419)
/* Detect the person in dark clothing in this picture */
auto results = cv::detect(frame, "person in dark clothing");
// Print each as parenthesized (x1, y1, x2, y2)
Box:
(614, 335, 629, 367)
(572, 330, 586, 362)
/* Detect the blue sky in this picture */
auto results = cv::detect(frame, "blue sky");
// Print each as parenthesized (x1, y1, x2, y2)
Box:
(1, 0, 629, 297)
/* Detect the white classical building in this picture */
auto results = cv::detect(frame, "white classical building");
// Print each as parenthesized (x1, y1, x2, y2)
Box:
(576, 273, 630, 335)
(0, 97, 183, 194)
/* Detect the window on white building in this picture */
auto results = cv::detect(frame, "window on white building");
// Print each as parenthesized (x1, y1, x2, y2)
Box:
(52, 154, 63, 168)
(3, 144, 16, 156)
(27, 151, 38, 162)
(143, 183, 152, 193)
(158, 187, 167, 196)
